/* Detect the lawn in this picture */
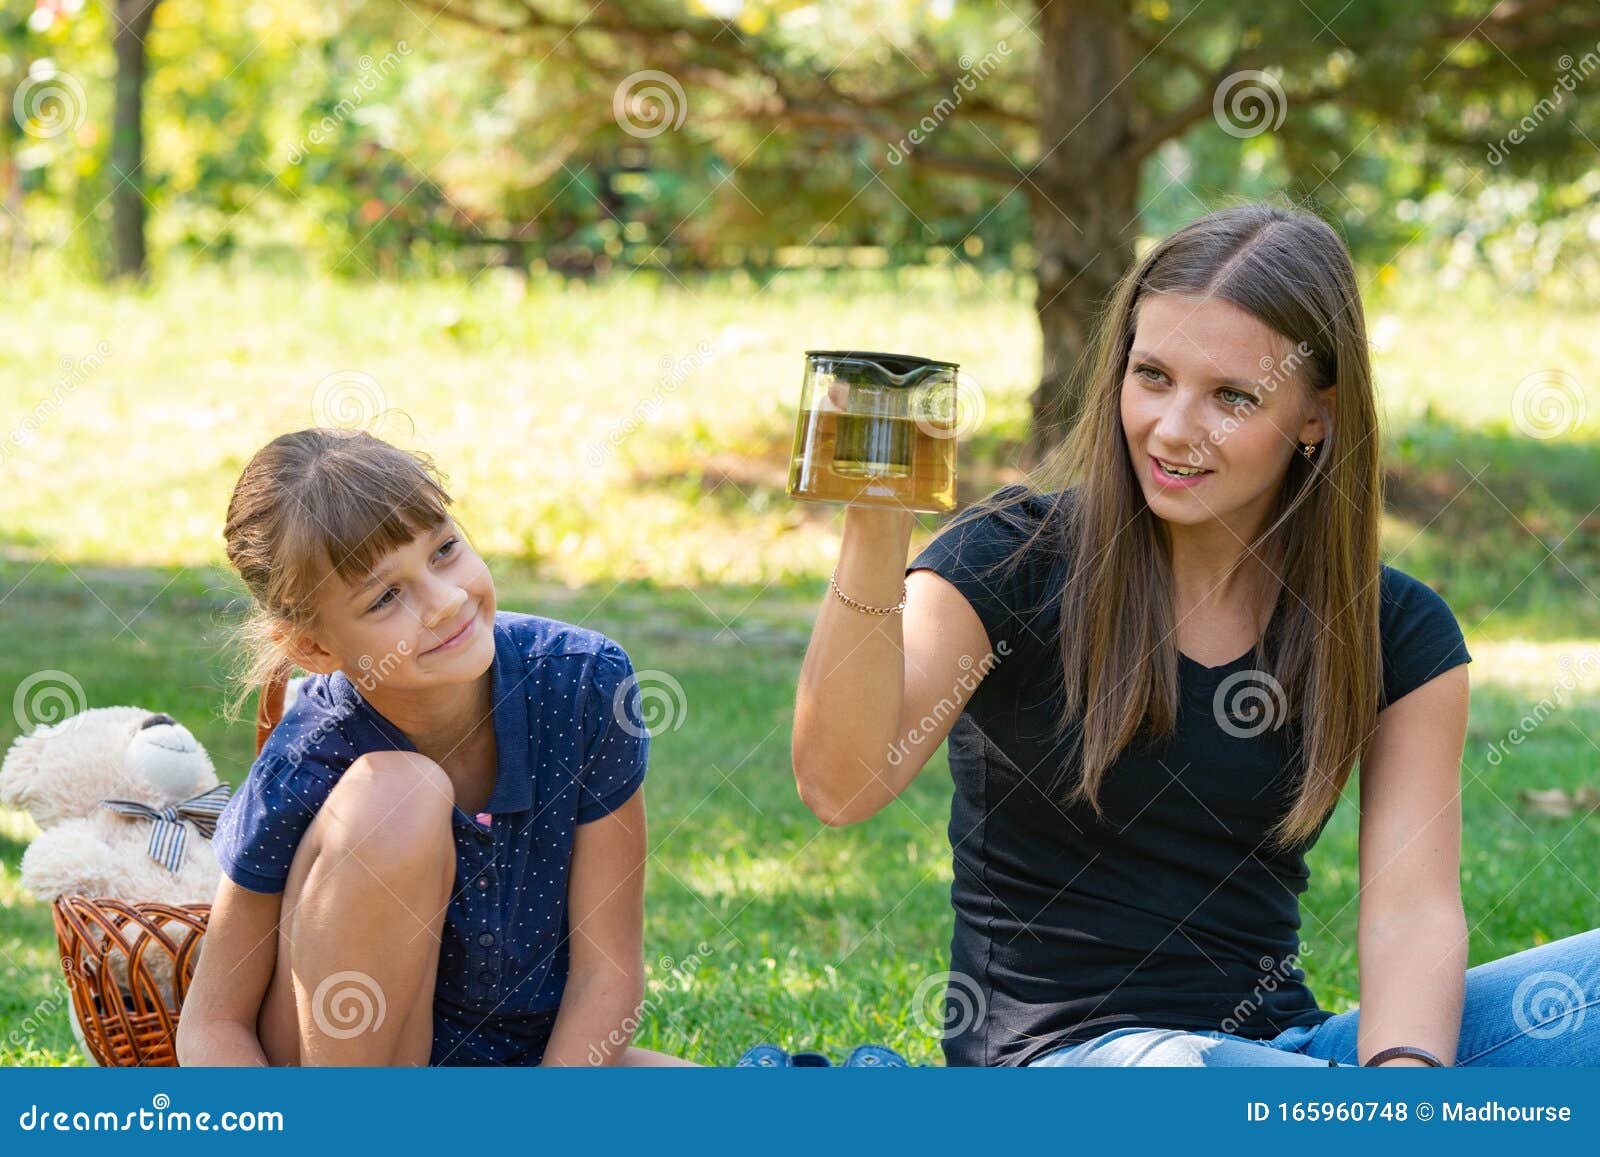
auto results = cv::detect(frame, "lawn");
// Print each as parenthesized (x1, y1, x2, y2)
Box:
(2, 266, 1597, 1065)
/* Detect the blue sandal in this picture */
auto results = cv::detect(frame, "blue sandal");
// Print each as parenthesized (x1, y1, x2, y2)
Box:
(841, 1044, 909, 1067)
(734, 1044, 833, 1067)
(735, 1044, 790, 1067)
(735, 1042, 909, 1067)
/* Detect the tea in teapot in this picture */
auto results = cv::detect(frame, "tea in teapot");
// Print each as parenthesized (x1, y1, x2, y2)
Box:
(786, 350, 961, 514)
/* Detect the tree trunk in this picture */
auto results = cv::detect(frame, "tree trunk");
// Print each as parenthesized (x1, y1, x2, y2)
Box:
(2, 141, 22, 269)
(3, 69, 26, 267)
(1026, 0, 1141, 466)
(110, 0, 161, 280)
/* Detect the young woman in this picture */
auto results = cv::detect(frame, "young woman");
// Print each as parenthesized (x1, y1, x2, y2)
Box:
(792, 203, 1600, 1067)
(178, 428, 692, 1067)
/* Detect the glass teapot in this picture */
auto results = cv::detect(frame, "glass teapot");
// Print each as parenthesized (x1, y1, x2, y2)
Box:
(785, 350, 961, 514)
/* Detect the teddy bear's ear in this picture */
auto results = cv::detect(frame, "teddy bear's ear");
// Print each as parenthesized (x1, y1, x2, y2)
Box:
(0, 730, 44, 810)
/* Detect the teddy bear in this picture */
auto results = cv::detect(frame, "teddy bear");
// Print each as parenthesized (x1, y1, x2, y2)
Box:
(0, 706, 230, 1064)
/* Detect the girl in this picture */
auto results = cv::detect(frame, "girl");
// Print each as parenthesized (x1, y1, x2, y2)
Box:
(178, 428, 691, 1066)
(792, 202, 1600, 1067)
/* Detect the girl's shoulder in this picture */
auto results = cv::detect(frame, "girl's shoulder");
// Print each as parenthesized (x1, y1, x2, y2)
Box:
(248, 671, 361, 788)
(491, 611, 639, 726)
(243, 615, 639, 793)
(492, 609, 630, 668)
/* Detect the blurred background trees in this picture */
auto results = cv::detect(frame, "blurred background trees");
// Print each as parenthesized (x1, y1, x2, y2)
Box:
(6, 0, 1600, 450)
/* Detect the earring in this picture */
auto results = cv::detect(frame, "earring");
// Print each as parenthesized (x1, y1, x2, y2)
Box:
(1300, 442, 1318, 462)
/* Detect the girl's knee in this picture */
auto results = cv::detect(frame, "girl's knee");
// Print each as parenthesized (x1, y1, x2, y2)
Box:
(312, 750, 456, 880)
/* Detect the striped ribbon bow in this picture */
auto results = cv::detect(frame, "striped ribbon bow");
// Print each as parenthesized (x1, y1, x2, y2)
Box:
(98, 783, 234, 872)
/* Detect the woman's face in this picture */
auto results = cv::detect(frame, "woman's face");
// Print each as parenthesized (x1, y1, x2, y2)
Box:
(288, 517, 497, 691)
(1119, 291, 1332, 530)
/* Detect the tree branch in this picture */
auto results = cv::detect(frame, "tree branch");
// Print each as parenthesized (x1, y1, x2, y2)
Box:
(1128, 23, 1222, 82)
(1119, 0, 1600, 166)
(1122, 52, 1247, 164)
(1435, 0, 1566, 44)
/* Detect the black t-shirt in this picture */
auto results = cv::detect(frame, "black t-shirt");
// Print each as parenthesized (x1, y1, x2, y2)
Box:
(906, 484, 1473, 1067)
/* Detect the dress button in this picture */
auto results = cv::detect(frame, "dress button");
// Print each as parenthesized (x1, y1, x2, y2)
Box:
(474, 876, 489, 890)
(478, 932, 495, 947)
(478, 970, 495, 985)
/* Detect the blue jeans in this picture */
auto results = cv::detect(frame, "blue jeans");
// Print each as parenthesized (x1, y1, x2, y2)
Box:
(1029, 927, 1600, 1067)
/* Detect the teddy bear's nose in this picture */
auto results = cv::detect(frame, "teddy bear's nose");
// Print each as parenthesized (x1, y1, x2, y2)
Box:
(140, 713, 177, 730)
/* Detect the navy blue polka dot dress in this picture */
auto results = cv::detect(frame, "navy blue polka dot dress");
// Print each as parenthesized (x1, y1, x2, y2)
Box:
(212, 611, 649, 1065)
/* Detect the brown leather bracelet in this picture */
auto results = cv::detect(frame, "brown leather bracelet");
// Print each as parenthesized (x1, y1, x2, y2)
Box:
(1363, 1045, 1444, 1067)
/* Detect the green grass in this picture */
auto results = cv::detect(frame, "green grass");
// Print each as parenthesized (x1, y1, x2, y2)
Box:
(2, 268, 1597, 1065)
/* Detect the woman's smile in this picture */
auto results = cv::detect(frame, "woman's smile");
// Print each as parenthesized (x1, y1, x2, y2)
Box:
(1148, 454, 1214, 489)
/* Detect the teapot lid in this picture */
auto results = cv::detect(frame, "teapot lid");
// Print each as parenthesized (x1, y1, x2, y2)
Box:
(806, 350, 959, 377)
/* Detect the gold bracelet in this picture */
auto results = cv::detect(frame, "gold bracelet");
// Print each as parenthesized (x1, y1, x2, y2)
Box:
(829, 569, 907, 616)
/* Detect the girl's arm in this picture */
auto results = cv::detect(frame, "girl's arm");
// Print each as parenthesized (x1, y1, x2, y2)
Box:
(1353, 664, 1472, 1065)
(175, 878, 281, 1066)
(792, 505, 995, 826)
(541, 789, 648, 1066)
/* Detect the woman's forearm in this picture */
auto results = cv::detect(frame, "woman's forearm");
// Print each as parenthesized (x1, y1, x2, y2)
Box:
(1356, 900, 1468, 1065)
(792, 505, 917, 825)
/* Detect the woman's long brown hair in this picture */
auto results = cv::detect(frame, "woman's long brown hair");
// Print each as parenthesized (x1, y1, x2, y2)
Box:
(968, 201, 1382, 853)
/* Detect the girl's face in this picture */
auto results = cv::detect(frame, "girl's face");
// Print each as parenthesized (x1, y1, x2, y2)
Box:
(1119, 292, 1332, 531)
(288, 517, 497, 690)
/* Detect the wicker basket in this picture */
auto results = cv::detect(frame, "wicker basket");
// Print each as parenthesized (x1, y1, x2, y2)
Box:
(49, 671, 290, 1066)
(52, 896, 210, 1066)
